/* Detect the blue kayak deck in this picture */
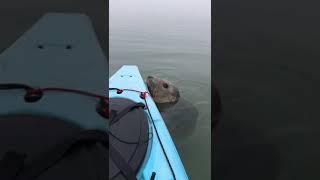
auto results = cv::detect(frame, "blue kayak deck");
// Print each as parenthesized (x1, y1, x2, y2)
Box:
(0, 13, 107, 131)
(109, 66, 188, 180)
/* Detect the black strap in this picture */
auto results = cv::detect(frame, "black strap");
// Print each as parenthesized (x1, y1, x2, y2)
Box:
(110, 103, 145, 126)
(110, 109, 118, 120)
(150, 172, 156, 180)
(109, 146, 137, 180)
(0, 130, 137, 180)
(16, 130, 109, 180)
(0, 151, 26, 180)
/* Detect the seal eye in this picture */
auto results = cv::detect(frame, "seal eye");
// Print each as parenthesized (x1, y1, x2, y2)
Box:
(163, 83, 169, 89)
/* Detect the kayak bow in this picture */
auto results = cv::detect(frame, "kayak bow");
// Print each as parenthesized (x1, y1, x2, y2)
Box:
(109, 65, 189, 180)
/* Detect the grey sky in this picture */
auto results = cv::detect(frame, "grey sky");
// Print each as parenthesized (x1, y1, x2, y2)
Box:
(110, 0, 211, 22)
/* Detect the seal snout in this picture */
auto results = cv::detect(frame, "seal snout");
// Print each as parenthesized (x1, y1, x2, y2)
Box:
(146, 76, 155, 86)
(146, 76, 155, 93)
(171, 87, 180, 103)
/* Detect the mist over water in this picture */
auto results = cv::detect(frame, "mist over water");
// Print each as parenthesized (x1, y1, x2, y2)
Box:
(110, 0, 211, 179)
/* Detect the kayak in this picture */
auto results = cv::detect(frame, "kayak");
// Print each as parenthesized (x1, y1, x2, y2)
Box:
(0, 12, 188, 180)
(109, 66, 189, 180)
(0, 13, 108, 130)
(0, 13, 109, 179)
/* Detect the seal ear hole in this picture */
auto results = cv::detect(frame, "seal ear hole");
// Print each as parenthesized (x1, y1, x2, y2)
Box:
(163, 83, 169, 89)
(37, 45, 44, 49)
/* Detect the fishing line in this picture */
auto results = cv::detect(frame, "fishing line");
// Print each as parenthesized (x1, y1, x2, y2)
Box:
(142, 96, 176, 180)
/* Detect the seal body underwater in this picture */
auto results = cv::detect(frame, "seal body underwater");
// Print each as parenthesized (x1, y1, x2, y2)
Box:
(160, 98, 199, 144)
(146, 76, 199, 144)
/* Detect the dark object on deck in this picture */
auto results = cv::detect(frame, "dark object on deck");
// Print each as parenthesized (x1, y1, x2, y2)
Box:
(0, 115, 109, 180)
(109, 98, 149, 180)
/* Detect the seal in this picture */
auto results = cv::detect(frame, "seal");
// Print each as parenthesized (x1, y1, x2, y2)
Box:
(146, 76, 199, 144)
(146, 76, 180, 105)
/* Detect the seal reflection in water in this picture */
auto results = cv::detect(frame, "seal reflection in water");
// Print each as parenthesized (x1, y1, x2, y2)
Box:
(146, 76, 199, 144)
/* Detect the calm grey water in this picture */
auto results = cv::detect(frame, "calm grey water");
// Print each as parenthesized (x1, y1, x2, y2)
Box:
(110, 17, 211, 179)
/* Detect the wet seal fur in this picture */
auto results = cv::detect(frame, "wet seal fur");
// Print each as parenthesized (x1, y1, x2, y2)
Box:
(146, 76, 180, 105)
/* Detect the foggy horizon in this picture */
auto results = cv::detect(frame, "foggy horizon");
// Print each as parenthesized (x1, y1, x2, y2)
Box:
(110, 0, 211, 23)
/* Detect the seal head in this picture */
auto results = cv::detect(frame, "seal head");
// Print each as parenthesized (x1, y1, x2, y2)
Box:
(146, 76, 180, 104)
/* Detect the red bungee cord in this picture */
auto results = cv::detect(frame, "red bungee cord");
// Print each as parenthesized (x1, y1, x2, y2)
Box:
(109, 88, 149, 99)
